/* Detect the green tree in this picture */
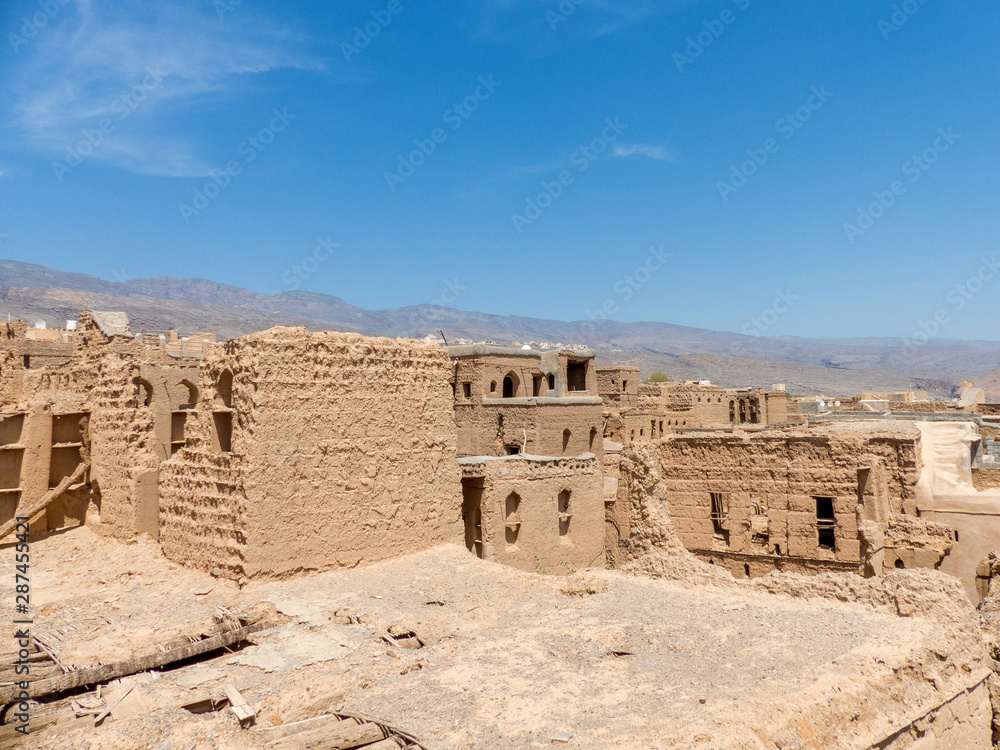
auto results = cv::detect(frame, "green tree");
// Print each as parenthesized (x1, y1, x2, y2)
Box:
(643, 371, 671, 383)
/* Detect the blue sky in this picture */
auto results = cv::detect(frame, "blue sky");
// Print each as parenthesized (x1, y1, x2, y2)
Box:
(0, 0, 998, 340)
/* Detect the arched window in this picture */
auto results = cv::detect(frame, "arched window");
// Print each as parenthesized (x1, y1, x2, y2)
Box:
(562, 428, 571, 453)
(558, 490, 571, 537)
(138, 379, 153, 407)
(505, 492, 521, 546)
(547, 374, 555, 390)
(179, 379, 199, 410)
(216, 369, 233, 408)
(589, 427, 597, 450)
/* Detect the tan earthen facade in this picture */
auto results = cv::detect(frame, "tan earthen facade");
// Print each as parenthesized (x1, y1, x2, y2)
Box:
(617, 422, 952, 580)
(597, 368, 791, 445)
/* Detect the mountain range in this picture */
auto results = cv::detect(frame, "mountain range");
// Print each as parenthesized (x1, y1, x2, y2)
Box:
(3, 258, 999, 398)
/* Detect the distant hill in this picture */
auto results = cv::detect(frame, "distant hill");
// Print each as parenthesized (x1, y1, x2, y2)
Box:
(3, 258, 998, 397)
(973, 369, 1000, 402)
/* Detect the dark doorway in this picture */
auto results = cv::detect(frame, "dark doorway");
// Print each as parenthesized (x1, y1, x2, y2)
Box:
(461, 477, 485, 559)
(502, 372, 519, 398)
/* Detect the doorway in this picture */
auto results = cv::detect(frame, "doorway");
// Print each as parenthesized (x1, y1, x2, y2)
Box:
(461, 477, 485, 559)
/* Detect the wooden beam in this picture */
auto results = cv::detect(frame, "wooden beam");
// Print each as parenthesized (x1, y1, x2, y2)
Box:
(224, 682, 256, 728)
(93, 683, 133, 726)
(269, 719, 386, 750)
(0, 621, 268, 705)
(0, 462, 88, 540)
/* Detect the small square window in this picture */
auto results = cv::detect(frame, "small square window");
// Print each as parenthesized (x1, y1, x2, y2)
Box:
(462, 382, 471, 398)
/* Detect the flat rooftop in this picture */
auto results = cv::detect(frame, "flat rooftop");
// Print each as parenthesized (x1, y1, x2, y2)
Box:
(446, 344, 596, 359)
(3, 527, 975, 749)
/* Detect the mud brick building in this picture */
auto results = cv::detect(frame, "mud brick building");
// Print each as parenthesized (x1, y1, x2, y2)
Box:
(448, 344, 607, 573)
(623, 422, 952, 579)
(597, 367, 790, 444)
(0, 309, 980, 596)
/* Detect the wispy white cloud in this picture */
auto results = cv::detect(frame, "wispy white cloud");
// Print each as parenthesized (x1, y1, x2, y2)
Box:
(458, 0, 672, 48)
(4, 1, 326, 178)
(613, 143, 676, 162)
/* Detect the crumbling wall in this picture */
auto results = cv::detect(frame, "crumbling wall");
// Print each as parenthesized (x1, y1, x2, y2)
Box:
(86, 348, 159, 538)
(617, 442, 733, 584)
(619, 424, 922, 580)
(158, 446, 246, 577)
(884, 514, 954, 571)
(972, 468, 1000, 491)
(160, 327, 463, 579)
(0, 311, 209, 541)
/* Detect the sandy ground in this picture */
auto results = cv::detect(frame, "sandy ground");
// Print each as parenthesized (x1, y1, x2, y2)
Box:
(0, 527, 962, 750)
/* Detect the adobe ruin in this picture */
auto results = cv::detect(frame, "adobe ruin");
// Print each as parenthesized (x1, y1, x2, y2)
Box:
(4, 310, 1000, 747)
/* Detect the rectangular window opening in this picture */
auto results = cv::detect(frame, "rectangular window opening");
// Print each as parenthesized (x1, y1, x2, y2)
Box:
(213, 411, 232, 453)
(566, 361, 588, 392)
(462, 382, 472, 398)
(815, 496, 836, 550)
(710, 492, 730, 544)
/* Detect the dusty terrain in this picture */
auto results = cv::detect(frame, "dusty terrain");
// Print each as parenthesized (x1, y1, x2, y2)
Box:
(2, 527, 989, 750)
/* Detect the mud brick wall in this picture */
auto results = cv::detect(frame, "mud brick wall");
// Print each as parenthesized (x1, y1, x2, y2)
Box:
(460, 454, 604, 573)
(160, 327, 463, 579)
(454, 400, 603, 459)
(159, 446, 246, 576)
(0, 312, 209, 540)
(87, 348, 159, 538)
(648, 425, 921, 575)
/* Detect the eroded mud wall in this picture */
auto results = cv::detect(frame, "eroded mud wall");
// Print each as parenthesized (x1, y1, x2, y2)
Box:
(160, 327, 463, 579)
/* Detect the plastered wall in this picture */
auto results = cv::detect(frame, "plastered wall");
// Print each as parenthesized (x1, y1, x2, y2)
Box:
(459, 454, 604, 573)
